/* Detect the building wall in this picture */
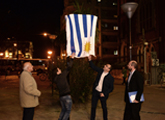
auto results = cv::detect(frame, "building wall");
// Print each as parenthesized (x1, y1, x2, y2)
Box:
(119, 0, 165, 73)
(0, 40, 33, 59)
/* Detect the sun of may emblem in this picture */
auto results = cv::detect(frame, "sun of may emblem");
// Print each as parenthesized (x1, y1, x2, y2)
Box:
(84, 41, 91, 53)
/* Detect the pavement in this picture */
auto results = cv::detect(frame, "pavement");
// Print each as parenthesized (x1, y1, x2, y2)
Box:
(0, 75, 165, 120)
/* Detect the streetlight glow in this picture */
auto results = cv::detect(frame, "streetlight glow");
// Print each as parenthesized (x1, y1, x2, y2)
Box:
(47, 50, 53, 55)
(43, 33, 48, 36)
(0, 52, 3, 56)
(47, 56, 51, 59)
(14, 43, 17, 47)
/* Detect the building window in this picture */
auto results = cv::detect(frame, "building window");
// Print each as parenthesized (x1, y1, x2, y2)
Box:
(102, 22, 118, 31)
(113, 2, 117, 6)
(103, 48, 116, 55)
(114, 15, 118, 18)
(114, 50, 118, 55)
(113, 26, 118, 30)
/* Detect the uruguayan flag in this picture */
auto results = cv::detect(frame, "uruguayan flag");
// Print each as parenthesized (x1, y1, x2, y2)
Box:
(65, 14, 98, 58)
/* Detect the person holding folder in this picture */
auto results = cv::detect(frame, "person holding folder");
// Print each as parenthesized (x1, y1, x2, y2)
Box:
(123, 60, 144, 120)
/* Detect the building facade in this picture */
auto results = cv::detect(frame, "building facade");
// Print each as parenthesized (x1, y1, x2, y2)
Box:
(0, 39, 33, 59)
(119, 0, 165, 67)
(119, 0, 165, 84)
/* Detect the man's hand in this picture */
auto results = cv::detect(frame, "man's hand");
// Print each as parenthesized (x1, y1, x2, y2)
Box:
(88, 55, 92, 61)
(100, 93, 104, 97)
(71, 52, 75, 58)
(133, 99, 139, 103)
(57, 68, 61, 75)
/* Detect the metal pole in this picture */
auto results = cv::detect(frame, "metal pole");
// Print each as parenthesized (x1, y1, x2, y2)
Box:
(51, 39, 54, 96)
(129, 18, 132, 60)
(143, 30, 147, 75)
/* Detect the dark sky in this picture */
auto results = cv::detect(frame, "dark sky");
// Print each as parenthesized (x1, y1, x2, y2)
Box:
(0, 0, 64, 58)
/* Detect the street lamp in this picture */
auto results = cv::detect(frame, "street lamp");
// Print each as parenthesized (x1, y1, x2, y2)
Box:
(121, 2, 138, 60)
(0, 52, 4, 58)
(43, 33, 57, 60)
(13, 43, 18, 59)
(43, 33, 57, 96)
(47, 50, 53, 56)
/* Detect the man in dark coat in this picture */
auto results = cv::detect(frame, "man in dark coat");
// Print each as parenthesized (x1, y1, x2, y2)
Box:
(123, 60, 144, 120)
(88, 55, 114, 120)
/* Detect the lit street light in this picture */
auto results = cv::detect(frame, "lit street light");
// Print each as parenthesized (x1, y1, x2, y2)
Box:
(47, 50, 53, 55)
(13, 43, 18, 59)
(0, 52, 4, 58)
(47, 56, 51, 59)
(43, 33, 57, 60)
(13, 43, 17, 47)
(121, 2, 138, 60)
(43, 33, 57, 96)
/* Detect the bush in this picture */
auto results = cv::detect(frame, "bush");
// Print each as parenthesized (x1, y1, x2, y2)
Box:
(69, 58, 96, 103)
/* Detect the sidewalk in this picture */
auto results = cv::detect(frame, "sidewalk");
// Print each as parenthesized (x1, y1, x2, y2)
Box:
(0, 75, 165, 120)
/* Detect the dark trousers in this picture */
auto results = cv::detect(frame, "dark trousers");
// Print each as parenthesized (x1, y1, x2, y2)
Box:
(23, 107, 35, 120)
(91, 90, 108, 120)
(122, 77, 126, 84)
(124, 102, 141, 120)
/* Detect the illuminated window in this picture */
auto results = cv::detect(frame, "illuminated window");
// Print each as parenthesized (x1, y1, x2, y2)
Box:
(114, 50, 118, 55)
(114, 15, 118, 18)
(9, 53, 12, 58)
(113, 26, 118, 30)
(9, 52, 13, 56)
(113, 2, 117, 5)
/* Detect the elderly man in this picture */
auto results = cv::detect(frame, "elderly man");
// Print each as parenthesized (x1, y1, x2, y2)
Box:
(123, 60, 144, 120)
(19, 62, 41, 120)
(88, 55, 114, 120)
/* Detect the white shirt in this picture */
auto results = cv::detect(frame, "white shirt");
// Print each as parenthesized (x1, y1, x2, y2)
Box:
(95, 72, 108, 92)
(128, 70, 135, 85)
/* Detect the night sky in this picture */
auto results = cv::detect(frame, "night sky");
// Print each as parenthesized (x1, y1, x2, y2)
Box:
(0, 0, 64, 58)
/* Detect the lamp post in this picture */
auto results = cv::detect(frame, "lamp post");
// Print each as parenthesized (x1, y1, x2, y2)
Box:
(43, 33, 57, 60)
(121, 2, 138, 60)
(43, 33, 57, 96)
(142, 29, 148, 75)
(13, 43, 18, 59)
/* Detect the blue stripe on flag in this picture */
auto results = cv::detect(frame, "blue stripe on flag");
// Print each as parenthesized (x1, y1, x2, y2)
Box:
(74, 14, 82, 57)
(83, 15, 87, 37)
(90, 15, 94, 37)
(68, 15, 76, 53)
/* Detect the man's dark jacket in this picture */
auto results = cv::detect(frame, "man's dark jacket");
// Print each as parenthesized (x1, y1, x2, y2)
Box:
(124, 70, 144, 102)
(89, 61, 114, 99)
(54, 59, 73, 97)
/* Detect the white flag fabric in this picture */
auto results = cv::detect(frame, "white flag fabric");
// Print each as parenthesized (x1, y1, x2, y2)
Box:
(65, 14, 98, 58)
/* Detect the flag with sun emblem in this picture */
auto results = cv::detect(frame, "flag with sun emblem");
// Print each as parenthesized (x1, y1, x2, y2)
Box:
(65, 14, 98, 58)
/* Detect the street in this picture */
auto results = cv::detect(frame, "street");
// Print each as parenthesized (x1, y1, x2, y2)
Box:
(0, 75, 165, 120)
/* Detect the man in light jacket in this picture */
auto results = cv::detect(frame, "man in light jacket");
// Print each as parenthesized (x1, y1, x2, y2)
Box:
(19, 62, 41, 120)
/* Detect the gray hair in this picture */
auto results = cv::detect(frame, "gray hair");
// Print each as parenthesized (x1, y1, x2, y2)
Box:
(131, 60, 137, 68)
(23, 62, 30, 70)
